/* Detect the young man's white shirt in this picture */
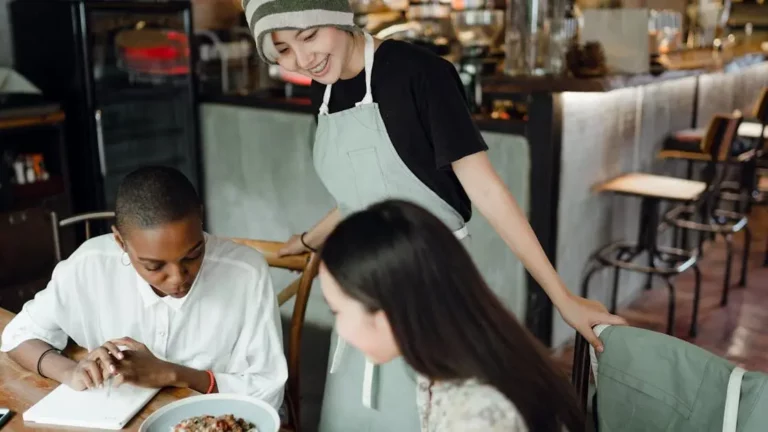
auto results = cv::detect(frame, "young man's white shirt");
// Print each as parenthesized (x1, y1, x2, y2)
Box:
(0, 233, 287, 409)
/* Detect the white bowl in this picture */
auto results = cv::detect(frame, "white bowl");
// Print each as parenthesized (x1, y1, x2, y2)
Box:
(139, 394, 280, 432)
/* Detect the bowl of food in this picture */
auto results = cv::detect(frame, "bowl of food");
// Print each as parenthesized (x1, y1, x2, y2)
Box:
(139, 394, 280, 432)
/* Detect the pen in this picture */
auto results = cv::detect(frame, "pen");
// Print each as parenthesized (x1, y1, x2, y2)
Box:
(0, 409, 13, 430)
(106, 376, 113, 398)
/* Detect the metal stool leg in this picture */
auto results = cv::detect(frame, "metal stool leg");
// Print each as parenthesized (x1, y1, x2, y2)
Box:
(721, 234, 734, 306)
(763, 236, 768, 267)
(581, 263, 604, 298)
(739, 226, 751, 287)
(662, 277, 677, 336)
(644, 258, 653, 290)
(690, 264, 702, 338)
(609, 250, 629, 314)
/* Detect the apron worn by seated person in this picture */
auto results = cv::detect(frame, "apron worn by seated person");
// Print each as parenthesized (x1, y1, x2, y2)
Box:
(314, 32, 468, 432)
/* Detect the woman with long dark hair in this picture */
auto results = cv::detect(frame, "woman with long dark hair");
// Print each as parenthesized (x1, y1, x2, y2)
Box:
(319, 199, 584, 431)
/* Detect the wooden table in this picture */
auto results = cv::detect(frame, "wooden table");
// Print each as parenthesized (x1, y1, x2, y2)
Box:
(0, 308, 196, 431)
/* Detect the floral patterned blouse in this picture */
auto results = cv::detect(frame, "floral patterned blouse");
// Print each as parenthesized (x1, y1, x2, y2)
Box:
(416, 376, 529, 432)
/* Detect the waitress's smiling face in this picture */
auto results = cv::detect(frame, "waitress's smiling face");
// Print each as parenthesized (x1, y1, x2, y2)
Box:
(319, 264, 401, 364)
(272, 27, 353, 85)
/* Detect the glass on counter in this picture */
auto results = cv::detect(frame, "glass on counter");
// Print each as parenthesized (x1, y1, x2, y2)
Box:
(503, 0, 567, 76)
(649, 9, 683, 54)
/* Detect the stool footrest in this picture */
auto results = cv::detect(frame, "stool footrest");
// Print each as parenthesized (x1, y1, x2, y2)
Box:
(665, 205, 748, 234)
(594, 242, 698, 275)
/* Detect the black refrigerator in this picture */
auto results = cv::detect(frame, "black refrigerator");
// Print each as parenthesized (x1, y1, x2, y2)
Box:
(9, 0, 202, 215)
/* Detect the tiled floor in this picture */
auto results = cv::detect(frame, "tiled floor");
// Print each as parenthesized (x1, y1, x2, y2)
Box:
(554, 206, 768, 374)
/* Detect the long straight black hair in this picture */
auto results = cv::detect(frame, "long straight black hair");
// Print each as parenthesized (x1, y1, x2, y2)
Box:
(321, 199, 584, 432)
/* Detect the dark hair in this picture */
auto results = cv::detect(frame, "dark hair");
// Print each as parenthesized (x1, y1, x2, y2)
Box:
(115, 166, 202, 232)
(321, 200, 584, 432)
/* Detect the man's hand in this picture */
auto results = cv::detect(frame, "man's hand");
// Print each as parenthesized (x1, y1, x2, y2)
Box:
(108, 337, 175, 389)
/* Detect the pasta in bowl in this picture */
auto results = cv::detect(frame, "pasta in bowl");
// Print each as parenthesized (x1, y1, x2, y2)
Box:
(140, 394, 279, 432)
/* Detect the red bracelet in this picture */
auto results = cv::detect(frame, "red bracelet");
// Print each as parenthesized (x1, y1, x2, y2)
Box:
(205, 370, 216, 394)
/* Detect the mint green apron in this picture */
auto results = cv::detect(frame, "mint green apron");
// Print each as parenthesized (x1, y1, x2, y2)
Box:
(314, 32, 468, 432)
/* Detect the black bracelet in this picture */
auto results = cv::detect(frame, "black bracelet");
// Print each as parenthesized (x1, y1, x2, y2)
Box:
(37, 347, 61, 379)
(300, 232, 317, 252)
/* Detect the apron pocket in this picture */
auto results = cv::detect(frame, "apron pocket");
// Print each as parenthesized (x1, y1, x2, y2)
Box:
(348, 148, 388, 206)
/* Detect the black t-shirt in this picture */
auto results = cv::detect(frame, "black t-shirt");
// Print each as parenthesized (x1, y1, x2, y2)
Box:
(310, 39, 488, 222)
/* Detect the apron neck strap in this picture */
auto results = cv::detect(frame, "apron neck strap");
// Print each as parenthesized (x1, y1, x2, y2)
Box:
(319, 32, 375, 115)
(357, 32, 374, 106)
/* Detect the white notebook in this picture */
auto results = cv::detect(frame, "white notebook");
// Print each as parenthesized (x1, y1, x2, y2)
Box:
(23, 383, 160, 430)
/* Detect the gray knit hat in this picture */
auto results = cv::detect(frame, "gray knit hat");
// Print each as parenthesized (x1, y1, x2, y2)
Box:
(243, 0, 360, 64)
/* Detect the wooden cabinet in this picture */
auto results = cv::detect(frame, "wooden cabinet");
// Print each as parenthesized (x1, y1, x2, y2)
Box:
(0, 208, 55, 312)
(0, 102, 72, 312)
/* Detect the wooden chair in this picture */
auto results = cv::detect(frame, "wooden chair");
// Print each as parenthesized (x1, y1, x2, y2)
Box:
(230, 239, 321, 432)
(51, 211, 116, 262)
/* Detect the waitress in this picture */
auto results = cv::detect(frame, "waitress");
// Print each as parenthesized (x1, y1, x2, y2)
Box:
(244, 1, 625, 431)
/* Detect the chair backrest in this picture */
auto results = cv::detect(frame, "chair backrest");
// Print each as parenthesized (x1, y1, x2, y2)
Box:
(751, 87, 768, 127)
(230, 238, 321, 432)
(52, 211, 116, 262)
(698, 112, 741, 161)
(697, 112, 743, 201)
(586, 325, 768, 431)
(571, 334, 592, 416)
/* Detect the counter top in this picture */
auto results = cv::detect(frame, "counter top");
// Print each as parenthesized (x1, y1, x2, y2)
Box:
(202, 47, 765, 133)
(485, 51, 766, 95)
(201, 92, 527, 135)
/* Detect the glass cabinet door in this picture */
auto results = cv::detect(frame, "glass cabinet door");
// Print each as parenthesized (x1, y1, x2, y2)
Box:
(86, 7, 198, 210)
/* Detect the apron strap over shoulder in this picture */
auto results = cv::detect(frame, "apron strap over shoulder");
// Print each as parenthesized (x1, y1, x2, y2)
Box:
(355, 32, 375, 107)
(319, 84, 332, 115)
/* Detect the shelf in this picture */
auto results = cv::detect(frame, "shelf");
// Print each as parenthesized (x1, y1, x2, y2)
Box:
(12, 175, 65, 201)
(0, 111, 65, 131)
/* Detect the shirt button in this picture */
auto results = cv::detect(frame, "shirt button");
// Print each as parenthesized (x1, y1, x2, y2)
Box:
(158, 331, 166, 337)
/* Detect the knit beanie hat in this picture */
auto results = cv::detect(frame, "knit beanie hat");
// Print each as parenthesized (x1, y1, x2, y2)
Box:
(243, 0, 360, 64)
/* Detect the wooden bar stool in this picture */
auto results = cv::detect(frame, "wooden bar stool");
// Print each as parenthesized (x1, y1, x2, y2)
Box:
(583, 114, 741, 338)
(582, 173, 703, 337)
(658, 89, 768, 227)
(659, 111, 747, 249)
(660, 88, 768, 169)
(663, 113, 750, 307)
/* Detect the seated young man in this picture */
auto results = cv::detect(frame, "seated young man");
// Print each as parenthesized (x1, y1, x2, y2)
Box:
(0, 166, 287, 409)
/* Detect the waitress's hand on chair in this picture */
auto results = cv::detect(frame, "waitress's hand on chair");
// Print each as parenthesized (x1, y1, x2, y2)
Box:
(278, 234, 311, 257)
(558, 293, 627, 352)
